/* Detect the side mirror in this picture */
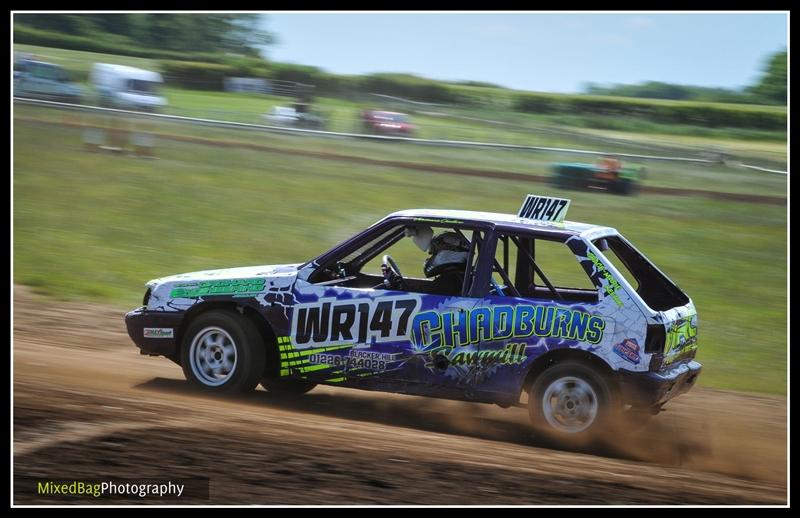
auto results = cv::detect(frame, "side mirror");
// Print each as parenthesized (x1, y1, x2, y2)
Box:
(597, 239, 610, 252)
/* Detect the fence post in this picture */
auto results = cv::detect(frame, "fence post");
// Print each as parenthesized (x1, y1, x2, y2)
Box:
(131, 120, 157, 159)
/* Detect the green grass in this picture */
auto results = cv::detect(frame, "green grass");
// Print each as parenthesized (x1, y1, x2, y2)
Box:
(13, 115, 786, 395)
(14, 104, 789, 198)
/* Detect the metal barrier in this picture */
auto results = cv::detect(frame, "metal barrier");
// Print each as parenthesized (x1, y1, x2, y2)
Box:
(13, 97, 788, 174)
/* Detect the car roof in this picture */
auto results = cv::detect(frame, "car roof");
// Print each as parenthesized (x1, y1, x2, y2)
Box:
(94, 63, 163, 82)
(19, 59, 58, 66)
(385, 209, 616, 238)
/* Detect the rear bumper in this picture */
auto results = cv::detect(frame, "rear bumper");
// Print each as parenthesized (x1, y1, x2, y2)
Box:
(618, 360, 702, 408)
(125, 306, 184, 359)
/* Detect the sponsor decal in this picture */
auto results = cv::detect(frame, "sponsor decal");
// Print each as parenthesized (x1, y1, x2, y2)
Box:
(291, 296, 420, 347)
(411, 304, 605, 350)
(587, 251, 624, 307)
(663, 314, 698, 364)
(518, 194, 571, 222)
(427, 342, 528, 369)
(308, 350, 402, 372)
(169, 278, 266, 298)
(613, 338, 641, 364)
(276, 335, 351, 377)
(143, 328, 174, 339)
(412, 217, 465, 225)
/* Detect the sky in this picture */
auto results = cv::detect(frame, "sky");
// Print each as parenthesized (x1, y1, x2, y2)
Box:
(262, 12, 788, 93)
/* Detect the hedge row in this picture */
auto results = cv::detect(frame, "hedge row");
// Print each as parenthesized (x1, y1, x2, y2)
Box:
(514, 93, 786, 130)
(159, 60, 467, 103)
(14, 25, 231, 63)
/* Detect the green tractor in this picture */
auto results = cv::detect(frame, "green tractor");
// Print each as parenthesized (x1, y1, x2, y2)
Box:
(551, 158, 646, 195)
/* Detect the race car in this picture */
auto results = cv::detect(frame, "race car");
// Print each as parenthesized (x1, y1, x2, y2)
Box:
(126, 194, 700, 442)
(551, 157, 646, 195)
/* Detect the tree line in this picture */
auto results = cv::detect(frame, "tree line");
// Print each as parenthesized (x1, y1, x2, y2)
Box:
(583, 50, 787, 106)
(15, 13, 273, 57)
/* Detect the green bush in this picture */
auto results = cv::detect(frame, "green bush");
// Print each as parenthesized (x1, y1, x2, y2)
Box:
(14, 25, 234, 63)
(159, 61, 239, 90)
(514, 92, 787, 130)
(357, 73, 463, 104)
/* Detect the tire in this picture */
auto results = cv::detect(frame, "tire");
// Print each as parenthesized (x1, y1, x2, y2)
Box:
(528, 361, 618, 445)
(613, 178, 633, 195)
(261, 377, 317, 396)
(180, 309, 266, 393)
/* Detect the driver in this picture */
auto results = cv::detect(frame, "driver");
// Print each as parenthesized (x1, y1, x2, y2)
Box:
(406, 226, 470, 296)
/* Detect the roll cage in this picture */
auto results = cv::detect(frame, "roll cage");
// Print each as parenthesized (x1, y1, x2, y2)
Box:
(302, 216, 597, 302)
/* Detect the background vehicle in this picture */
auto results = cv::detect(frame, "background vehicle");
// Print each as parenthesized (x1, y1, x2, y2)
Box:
(13, 58, 84, 104)
(91, 63, 167, 112)
(551, 158, 646, 195)
(263, 102, 325, 129)
(361, 110, 416, 136)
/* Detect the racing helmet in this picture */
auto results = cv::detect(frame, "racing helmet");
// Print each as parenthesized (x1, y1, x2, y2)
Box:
(423, 232, 470, 278)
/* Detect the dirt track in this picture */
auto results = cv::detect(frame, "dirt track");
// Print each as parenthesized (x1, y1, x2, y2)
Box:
(13, 286, 787, 505)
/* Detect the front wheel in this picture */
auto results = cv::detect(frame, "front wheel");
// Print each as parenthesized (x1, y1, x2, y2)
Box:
(529, 361, 617, 445)
(180, 310, 265, 393)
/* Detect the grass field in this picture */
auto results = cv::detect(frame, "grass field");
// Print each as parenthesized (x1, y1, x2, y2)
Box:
(13, 113, 786, 394)
(15, 43, 788, 158)
(14, 104, 789, 198)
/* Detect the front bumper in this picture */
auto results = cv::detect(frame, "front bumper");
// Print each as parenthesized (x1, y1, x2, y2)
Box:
(125, 306, 184, 359)
(618, 360, 702, 408)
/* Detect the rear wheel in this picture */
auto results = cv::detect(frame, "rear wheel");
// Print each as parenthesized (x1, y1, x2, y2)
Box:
(529, 361, 618, 445)
(613, 178, 636, 195)
(180, 310, 265, 393)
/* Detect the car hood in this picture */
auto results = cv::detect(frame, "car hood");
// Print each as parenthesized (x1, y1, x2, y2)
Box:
(145, 263, 302, 309)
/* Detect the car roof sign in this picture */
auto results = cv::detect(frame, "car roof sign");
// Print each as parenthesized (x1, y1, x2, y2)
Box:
(518, 194, 571, 222)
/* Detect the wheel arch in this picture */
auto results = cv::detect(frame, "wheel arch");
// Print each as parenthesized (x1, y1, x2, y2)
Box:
(521, 347, 617, 398)
(176, 300, 279, 376)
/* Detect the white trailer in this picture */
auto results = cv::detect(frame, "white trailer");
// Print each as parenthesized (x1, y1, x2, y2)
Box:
(91, 63, 167, 112)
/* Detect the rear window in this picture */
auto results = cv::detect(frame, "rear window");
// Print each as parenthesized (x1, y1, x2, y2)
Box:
(592, 235, 688, 311)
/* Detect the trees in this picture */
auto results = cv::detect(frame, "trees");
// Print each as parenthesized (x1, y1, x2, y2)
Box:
(14, 13, 274, 57)
(582, 49, 787, 106)
(749, 50, 787, 105)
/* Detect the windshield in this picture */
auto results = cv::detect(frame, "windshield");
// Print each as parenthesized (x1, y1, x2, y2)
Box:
(127, 79, 160, 94)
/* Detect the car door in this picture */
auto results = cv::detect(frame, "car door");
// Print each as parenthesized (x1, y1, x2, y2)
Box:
(466, 231, 615, 401)
(286, 221, 488, 395)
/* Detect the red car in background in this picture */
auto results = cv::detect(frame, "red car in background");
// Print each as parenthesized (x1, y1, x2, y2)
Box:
(361, 110, 416, 136)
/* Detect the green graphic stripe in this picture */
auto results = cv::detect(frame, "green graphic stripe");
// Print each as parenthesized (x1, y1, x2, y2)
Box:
(277, 340, 353, 377)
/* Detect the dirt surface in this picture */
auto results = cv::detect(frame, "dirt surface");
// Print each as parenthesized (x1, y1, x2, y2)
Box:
(13, 285, 787, 505)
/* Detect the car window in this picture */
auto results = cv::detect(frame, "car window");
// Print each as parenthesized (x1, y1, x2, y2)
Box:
(592, 235, 688, 311)
(127, 79, 158, 94)
(533, 239, 595, 290)
(309, 221, 486, 298)
(362, 232, 426, 278)
(490, 233, 597, 302)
